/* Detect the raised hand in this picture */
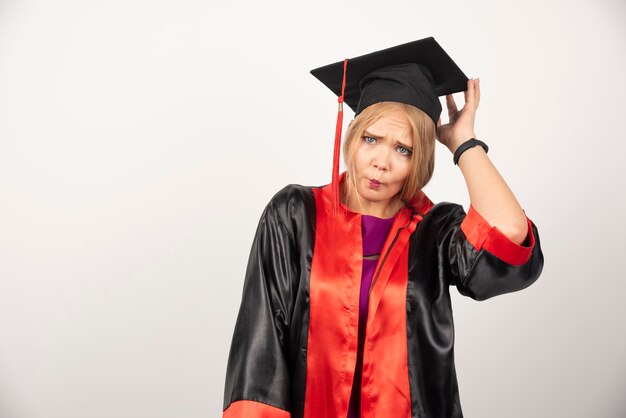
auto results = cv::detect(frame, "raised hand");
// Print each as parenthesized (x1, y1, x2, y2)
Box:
(436, 77, 480, 153)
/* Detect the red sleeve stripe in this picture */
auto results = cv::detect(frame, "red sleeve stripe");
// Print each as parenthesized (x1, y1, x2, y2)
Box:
(461, 204, 535, 266)
(223, 400, 291, 418)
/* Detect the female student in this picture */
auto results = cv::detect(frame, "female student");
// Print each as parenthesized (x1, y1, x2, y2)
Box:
(221, 36, 544, 418)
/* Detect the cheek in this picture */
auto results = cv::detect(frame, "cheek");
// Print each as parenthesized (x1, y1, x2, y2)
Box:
(392, 157, 412, 180)
(354, 146, 369, 166)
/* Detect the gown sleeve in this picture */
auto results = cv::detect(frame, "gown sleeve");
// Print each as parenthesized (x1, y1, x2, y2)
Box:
(437, 203, 544, 301)
(222, 199, 295, 418)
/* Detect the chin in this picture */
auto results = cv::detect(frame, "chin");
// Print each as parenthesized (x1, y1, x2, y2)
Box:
(359, 187, 390, 201)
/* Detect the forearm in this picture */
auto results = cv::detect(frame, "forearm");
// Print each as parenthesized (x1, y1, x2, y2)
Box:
(451, 141, 529, 245)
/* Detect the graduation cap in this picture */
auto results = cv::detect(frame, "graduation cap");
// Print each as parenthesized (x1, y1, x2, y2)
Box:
(309, 36, 469, 213)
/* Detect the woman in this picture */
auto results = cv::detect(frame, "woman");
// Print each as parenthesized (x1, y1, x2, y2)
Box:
(222, 37, 544, 418)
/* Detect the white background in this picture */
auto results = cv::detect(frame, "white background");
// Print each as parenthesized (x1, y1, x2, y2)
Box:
(0, 0, 624, 417)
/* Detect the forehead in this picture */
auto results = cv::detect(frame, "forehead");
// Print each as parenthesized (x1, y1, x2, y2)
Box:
(365, 110, 413, 145)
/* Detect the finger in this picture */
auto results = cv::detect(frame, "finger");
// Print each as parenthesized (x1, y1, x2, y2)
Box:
(475, 77, 480, 107)
(437, 116, 441, 128)
(464, 78, 475, 109)
(445, 94, 458, 116)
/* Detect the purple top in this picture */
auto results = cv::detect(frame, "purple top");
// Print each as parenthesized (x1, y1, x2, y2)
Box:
(347, 214, 395, 418)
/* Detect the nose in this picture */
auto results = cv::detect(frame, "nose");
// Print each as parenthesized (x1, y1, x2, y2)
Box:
(373, 147, 391, 170)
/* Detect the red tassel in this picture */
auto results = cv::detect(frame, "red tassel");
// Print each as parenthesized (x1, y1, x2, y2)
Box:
(331, 58, 348, 216)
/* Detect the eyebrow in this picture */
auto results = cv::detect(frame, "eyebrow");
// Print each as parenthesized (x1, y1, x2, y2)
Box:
(364, 130, 413, 150)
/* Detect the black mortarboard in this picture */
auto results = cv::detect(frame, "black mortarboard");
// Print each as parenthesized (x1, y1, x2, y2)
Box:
(309, 36, 469, 214)
(310, 36, 468, 127)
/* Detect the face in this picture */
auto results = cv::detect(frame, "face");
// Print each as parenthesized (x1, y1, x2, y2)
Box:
(349, 106, 414, 216)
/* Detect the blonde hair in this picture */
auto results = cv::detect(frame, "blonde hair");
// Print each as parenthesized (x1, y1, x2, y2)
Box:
(341, 101, 437, 212)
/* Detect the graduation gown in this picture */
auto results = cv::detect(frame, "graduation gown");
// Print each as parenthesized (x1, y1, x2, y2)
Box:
(222, 171, 544, 418)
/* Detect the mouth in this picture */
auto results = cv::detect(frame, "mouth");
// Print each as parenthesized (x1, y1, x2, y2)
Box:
(369, 179, 382, 187)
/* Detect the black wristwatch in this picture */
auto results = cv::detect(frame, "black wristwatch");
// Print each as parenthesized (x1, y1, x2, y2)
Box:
(453, 138, 489, 165)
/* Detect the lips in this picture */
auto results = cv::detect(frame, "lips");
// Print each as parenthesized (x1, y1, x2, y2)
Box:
(369, 179, 382, 188)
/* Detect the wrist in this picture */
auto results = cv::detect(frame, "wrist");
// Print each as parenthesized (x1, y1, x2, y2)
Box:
(448, 132, 478, 154)
(451, 137, 489, 166)
(448, 135, 476, 154)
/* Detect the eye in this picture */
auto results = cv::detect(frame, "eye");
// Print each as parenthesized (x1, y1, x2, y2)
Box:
(363, 136, 376, 144)
(397, 146, 412, 156)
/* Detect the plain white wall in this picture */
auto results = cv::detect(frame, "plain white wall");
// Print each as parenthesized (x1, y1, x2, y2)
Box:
(0, 0, 624, 417)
